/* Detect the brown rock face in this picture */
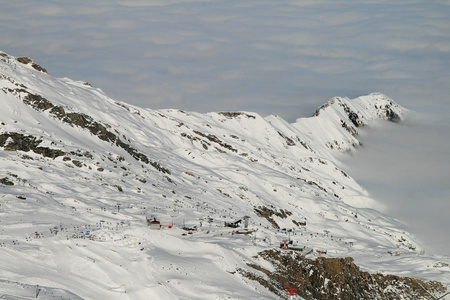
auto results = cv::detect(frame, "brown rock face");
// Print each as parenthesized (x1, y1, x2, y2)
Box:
(16, 56, 48, 73)
(239, 249, 447, 299)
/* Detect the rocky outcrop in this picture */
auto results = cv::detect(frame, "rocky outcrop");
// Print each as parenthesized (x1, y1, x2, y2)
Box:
(254, 206, 293, 229)
(0, 177, 14, 185)
(0, 132, 65, 158)
(12, 89, 170, 174)
(240, 249, 447, 299)
(16, 56, 48, 73)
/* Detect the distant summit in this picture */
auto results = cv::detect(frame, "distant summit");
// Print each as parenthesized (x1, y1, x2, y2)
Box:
(313, 93, 402, 124)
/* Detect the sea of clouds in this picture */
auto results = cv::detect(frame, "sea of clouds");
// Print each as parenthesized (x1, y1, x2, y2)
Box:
(1, 0, 449, 255)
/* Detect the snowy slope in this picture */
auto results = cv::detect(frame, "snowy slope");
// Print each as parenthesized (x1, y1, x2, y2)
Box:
(1, 52, 449, 299)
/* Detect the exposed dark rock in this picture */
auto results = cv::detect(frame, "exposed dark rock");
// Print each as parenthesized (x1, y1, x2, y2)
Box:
(340, 120, 357, 136)
(17, 57, 32, 64)
(136, 177, 147, 183)
(384, 105, 401, 123)
(292, 220, 306, 226)
(0, 132, 65, 158)
(23, 93, 54, 111)
(181, 132, 210, 150)
(296, 137, 311, 150)
(219, 112, 256, 119)
(0, 132, 42, 151)
(297, 177, 328, 193)
(240, 249, 447, 300)
(0, 177, 14, 185)
(31, 63, 48, 74)
(17, 89, 171, 174)
(16, 57, 48, 73)
(348, 112, 361, 127)
(194, 130, 237, 152)
(72, 160, 83, 168)
(34, 147, 65, 158)
(278, 131, 296, 146)
(255, 206, 293, 229)
(312, 102, 330, 117)
(50, 106, 66, 118)
(63, 112, 93, 128)
(339, 103, 365, 128)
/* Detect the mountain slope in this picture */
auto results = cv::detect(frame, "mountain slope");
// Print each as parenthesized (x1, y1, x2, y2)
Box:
(1, 51, 449, 299)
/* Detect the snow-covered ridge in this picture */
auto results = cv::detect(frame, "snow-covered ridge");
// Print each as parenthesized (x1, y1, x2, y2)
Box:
(1, 52, 448, 299)
(313, 93, 403, 123)
(291, 93, 405, 156)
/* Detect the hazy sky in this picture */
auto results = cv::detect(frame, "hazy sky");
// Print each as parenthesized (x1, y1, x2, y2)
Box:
(1, 1, 449, 120)
(1, 1, 449, 255)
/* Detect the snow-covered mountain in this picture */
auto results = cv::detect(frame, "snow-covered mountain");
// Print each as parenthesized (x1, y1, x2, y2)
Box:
(1, 51, 449, 299)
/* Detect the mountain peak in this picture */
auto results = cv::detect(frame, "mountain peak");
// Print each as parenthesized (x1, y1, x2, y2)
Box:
(313, 93, 403, 124)
(1, 51, 48, 74)
(289, 93, 405, 155)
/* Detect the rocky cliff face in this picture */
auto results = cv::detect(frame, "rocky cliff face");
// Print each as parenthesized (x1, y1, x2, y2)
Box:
(240, 249, 446, 299)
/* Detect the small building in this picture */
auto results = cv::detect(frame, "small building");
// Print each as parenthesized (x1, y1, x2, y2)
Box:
(225, 219, 241, 228)
(147, 217, 161, 230)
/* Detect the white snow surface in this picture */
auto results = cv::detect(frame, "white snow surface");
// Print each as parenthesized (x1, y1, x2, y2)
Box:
(1, 52, 449, 299)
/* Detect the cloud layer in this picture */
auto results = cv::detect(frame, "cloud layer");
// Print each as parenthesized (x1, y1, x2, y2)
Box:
(339, 113, 450, 256)
(1, 0, 449, 255)
(1, 1, 449, 120)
